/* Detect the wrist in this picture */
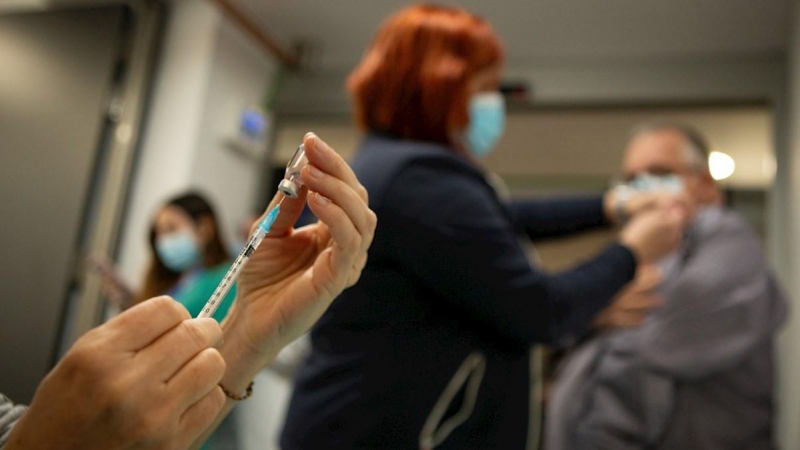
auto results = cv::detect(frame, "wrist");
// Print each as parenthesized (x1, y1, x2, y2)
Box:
(5, 402, 78, 450)
(218, 314, 277, 393)
(617, 236, 642, 266)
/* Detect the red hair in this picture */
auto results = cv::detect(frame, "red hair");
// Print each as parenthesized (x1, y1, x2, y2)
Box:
(347, 4, 503, 145)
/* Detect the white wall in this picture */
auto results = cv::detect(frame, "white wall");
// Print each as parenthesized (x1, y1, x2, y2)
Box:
(776, 3, 800, 449)
(116, 2, 288, 449)
(118, 0, 277, 286)
(190, 14, 276, 250)
(118, 0, 219, 284)
(488, 106, 774, 189)
(503, 56, 785, 104)
(274, 55, 785, 115)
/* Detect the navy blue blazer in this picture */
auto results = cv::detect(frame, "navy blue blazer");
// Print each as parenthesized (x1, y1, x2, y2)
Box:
(281, 135, 637, 450)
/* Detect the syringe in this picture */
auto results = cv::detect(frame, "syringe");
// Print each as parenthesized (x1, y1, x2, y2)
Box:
(197, 143, 309, 319)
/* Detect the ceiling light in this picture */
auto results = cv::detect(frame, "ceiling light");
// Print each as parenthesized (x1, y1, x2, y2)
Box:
(708, 151, 735, 181)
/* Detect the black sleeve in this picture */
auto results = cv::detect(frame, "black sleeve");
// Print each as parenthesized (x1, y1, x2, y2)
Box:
(383, 164, 636, 345)
(508, 196, 610, 241)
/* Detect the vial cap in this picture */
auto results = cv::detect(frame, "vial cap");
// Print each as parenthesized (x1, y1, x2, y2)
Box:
(278, 179, 300, 198)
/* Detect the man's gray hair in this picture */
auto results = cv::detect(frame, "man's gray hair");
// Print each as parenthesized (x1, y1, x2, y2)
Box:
(630, 122, 710, 172)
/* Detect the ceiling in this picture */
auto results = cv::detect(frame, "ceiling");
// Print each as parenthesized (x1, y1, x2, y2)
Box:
(0, 0, 121, 12)
(238, 0, 790, 70)
(2, 0, 789, 68)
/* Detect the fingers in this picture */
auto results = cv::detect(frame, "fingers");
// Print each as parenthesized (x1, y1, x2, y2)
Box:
(105, 296, 191, 351)
(177, 386, 226, 448)
(302, 164, 375, 239)
(301, 133, 376, 255)
(137, 318, 222, 381)
(308, 193, 362, 264)
(608, 310, 648, 328)
(251, 132, 375, 302)
(624, 192, 665, 219)
(620, 204, 686, 265)
(305, 197, 368, 297)
(301, 132, 375, 272)
(619, 294, 662, 312)
(598, 295, 661, 329)
(666, 196, 693, 227)
(626, 192, 657, 213)
(627, 192, 693, 221)
(168, 347, 226, 410)
(259, 132, 366, 237)
(303, 133, 367, 203)
(631, 265, 663, 293)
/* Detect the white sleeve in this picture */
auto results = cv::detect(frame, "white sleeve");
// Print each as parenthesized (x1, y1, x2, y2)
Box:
(0, 394, 27, 449)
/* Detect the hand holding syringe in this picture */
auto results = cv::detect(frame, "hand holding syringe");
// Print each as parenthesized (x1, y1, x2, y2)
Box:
(7, 134, 375, 450)
(197, 144, 309, 319)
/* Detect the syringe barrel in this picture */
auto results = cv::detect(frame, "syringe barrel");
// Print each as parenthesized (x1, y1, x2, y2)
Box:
(278, 144, 308, 198)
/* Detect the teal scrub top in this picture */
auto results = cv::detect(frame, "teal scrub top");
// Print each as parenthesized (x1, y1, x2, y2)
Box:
(173, 261, 237, 321)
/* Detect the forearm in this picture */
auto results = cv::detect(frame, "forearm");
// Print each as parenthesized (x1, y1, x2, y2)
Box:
(403, 225, 635, 345)
(386, 203, 635, 345)
(542, 242, 637, 342)
(189, 313, 276, 450)
(510, 196, 609, 241)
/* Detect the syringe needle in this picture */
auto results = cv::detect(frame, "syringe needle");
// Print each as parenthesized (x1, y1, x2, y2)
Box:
(195, 200, 286, 320)
(196, 142, 306, 320)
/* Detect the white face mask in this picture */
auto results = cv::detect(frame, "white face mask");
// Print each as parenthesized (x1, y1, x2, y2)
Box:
(156, 230, 201, 272)
(628, 174, 684, 193)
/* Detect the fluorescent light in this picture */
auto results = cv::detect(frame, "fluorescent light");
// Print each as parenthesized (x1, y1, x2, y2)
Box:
(708, 151, 735, 181)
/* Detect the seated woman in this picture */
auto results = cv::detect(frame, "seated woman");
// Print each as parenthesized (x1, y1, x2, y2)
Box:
(135, 192, 236, 321)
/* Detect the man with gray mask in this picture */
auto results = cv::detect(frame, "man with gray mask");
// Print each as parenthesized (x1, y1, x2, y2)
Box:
(545, 124, 788, 450)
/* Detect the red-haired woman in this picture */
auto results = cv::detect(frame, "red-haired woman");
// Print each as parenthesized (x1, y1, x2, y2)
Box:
(281, 5, 689, 450)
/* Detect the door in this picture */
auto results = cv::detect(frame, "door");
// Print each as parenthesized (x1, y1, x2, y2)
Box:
(0, 7, 124, 402)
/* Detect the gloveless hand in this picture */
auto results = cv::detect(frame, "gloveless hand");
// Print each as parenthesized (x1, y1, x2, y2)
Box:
(594, 265, 663, 330)
(619, 201, 690, 265)
(6, 297, 226, 450)
(219, 133, 376, 379)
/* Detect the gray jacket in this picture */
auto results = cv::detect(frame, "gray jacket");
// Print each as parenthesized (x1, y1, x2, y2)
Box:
(0, 394, 26, 448)
(546, 207, 788, 450)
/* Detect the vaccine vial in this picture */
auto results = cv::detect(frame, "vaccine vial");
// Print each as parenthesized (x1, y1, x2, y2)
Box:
(278, 144, 309, 198)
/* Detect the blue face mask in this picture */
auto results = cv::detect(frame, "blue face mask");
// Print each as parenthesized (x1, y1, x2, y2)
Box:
(156, 230, 201, 272)
(465, 92, 506, 158)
